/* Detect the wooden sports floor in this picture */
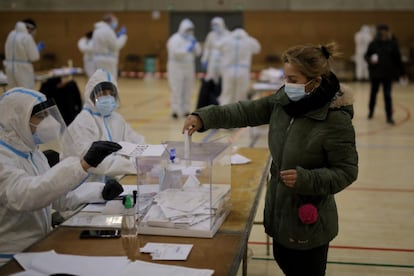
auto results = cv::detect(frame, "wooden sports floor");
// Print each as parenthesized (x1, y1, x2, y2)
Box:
(70, 75, 414, 275)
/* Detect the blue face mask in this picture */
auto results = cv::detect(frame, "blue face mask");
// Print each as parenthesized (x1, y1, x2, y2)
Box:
(110, 20, 118, 30)
(284, 80, 313, 101)
(96, 96, 117, 116)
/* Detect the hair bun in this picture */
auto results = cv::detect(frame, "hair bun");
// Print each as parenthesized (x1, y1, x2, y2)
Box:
(321, 46, 330, 59)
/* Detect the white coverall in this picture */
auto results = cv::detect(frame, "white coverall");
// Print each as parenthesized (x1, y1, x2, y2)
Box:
(218, 28, 261, 105)
(4, 22, 40, 89)
(92, 21, 127, 82)
(77, 36, 95, 78)
(354, 25, 373, 81)
(0, 88, 105, 265)
(167, 19, 201, 117)
(62, 69, 145, 182)
(201, 17, 230, 83)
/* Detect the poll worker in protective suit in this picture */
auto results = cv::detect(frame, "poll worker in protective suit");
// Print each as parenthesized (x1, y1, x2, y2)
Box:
(4, 19, 43, 89)
(62, 69, 145, 182)
(167, 18, 202, 119)
(78, 30, 95, 78)
(218, 27, 261, 105)
(196, 17, 230, 109)
(0, 88, 123, 266)
(92, 13, 127, 82)
(201, 17, 230, 84)
(354, 25, 373, 81)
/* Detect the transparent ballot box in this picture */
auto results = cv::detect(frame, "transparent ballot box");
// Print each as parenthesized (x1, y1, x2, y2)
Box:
(135, 138, 232, 238)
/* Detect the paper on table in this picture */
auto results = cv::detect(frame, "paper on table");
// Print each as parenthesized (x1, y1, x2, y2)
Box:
(120, 260, 214, 276)
(231, 153, 251, 164)
(14, 250, 214, 276)
(14, 250, 129, 276)
(140, 242, 193, 260)
(117, 142, 166, 157)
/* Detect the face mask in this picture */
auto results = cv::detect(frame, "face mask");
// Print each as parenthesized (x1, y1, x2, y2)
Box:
(212, 25, 219, 33)
(96, 95, 117, 116)
(32, 116, 61, 145)
(110, 20, 118, 30)
(284, 80, 313, 102)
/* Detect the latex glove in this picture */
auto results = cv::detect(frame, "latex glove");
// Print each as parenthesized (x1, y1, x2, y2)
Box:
(201, 61, 208, 70)
(117, 26, 127, 37)
(83, 141, 122, 167)
(37, 41, 45, 52)
(187, 38, 197, 52)
(102, 178, 124, 200)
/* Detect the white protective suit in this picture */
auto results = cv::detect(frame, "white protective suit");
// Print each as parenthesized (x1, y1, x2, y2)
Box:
(62, 69, 145, 182)
(0, 88, 105, 265)
(167, 19, 202, 117)
(201, 17, 230, 83)
(354, 25, 373, 81)
(4, 22, 40, 89)
(92, 21, 127, 82)
(78, 35, 95, 78)
(218, 28, 261, 105)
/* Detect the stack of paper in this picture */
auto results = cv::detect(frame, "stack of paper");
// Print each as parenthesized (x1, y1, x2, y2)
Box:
(143, 185, 231, 230)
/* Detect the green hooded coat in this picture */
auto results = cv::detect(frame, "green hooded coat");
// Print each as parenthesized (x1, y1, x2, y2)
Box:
(194, 76, 358, 250)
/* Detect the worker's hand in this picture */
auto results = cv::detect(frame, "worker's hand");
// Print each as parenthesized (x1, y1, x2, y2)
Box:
(117, 26, 127, 37)
(83, 141, 122, 167)
(102, 178, 124, 200)
(280, 169, 297, 188)
(37, 41, 45, 52)
(182, 114, 203, 136)
(186, 38, 197, 52)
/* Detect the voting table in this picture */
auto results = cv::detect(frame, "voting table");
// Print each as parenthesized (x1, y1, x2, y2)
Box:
(0, 147, 271, 276)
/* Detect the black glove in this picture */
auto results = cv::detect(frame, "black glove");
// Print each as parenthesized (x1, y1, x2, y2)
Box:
(83, 141, 122, 167)
(102, 178, 124, 200)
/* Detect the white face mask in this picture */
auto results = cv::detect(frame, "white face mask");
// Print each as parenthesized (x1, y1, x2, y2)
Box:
(31, 116, 61, 144)
(284, 79, 313, 101)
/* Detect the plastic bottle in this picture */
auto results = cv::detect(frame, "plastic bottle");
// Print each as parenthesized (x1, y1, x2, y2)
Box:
(121, 195, 139, 260)
(121, 195, 137, 237)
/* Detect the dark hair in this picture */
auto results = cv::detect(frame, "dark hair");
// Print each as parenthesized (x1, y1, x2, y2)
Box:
(376, 24, 389, 31)
(86, 31, 93, 39)
(22, 18, 37, 29)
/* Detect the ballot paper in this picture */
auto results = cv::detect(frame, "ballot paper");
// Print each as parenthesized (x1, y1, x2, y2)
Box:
(231, 153, 251, 165)
(117, 142, 166, 157)
(140, 242, 193, 260)
(143, 184, 231, 229)
(13, 250, 214, 276)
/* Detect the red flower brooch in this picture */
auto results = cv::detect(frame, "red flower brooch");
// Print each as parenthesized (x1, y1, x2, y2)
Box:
(298, 203, 318, 224)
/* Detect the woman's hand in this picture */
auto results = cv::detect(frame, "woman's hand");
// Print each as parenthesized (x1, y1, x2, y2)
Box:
(182, 114, 203, 136)
(280, 169, 297, 188)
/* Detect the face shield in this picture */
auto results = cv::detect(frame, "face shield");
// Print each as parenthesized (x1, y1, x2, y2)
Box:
(90, 81, 119, 116)
(29, 98, 74, 154)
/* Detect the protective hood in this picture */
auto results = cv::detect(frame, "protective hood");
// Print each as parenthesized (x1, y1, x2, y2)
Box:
(231, 28, 248, 39)
(94, 21, 108, 30)
(84, 68, 118, 109)
(211, 17, 226, 32)
(178, 19, 194, 34)
(0, 88, 46, 151)
(15, 22, 28, 33)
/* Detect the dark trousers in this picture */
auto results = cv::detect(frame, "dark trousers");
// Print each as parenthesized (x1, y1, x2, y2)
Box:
(273, 240, 329, 276)
(369, 78, 393, 120)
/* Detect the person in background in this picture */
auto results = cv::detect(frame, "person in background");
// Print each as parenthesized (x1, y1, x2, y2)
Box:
(183, 43, 358, 276)
(218, 26, 260, 105)
(354, 25, 373, 81)
(196, 17, 230, 109)
(92, 13, 127, 82)
(364, 24, 406, 124)
(0, 88, 123, 266)
(166, 18, 201, 119)
(4, 18, 44, 89)
(78, 30, 95, 78)
(61, 69, 145, 182)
